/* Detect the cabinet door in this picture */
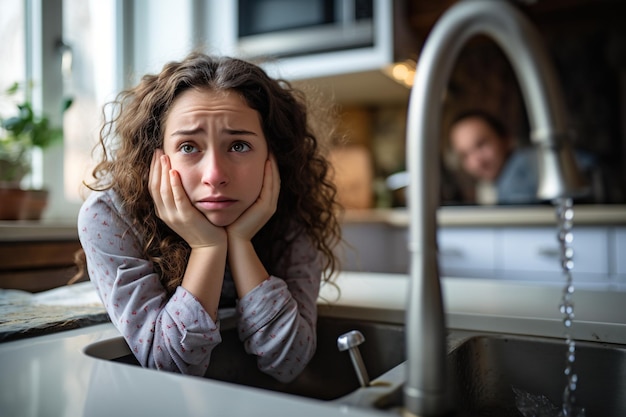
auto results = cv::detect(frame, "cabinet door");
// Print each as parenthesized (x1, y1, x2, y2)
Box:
(500, 227, 609, 276)
(339, 223, 409, 273)
(438, 228, 496, 278)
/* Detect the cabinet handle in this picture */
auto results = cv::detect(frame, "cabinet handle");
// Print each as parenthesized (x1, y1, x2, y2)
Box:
(537, 247, 560, 258)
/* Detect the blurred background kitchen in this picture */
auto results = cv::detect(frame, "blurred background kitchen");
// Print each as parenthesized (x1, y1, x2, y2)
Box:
(2, 0, 626, 218)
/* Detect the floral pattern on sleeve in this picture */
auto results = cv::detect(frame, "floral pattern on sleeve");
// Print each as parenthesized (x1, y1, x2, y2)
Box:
(77, 189, 221, 375)
(236, 231, 322, 383)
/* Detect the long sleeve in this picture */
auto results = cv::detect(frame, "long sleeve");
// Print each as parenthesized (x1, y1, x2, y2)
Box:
(77, 189, 221, 375)
(236, 232, 322, 383)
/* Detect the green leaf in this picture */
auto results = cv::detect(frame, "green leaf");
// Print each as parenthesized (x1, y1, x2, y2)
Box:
(6, 82, 20, 95)
(62, 97, 73, 112)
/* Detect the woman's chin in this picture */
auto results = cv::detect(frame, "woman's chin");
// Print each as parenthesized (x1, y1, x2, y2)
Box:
(205, 212, 237, 228)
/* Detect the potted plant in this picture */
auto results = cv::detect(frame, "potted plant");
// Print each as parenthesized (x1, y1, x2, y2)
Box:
(0, 82, 67, 220)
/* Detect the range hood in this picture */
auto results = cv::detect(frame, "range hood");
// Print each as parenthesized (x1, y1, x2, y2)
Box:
(291, 68, 412, 106)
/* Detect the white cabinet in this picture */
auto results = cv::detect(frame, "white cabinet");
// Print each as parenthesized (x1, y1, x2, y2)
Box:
(340, 219, 623, 287)
(439, 226, 613, 284)
(338, 223, 408, 273)
(437, 228, 496, 278)
(500, 227, 610, 279)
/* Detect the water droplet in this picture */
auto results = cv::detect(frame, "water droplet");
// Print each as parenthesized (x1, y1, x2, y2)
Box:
(552, 198, 585, 416)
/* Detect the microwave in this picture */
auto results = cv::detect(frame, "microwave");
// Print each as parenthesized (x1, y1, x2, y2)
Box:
(237, 0, 376, 58)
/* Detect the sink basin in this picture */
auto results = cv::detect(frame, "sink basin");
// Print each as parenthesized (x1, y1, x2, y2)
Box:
(375, 333, 626, 417)
(85, 316, 626, 416)
(447, 334, 626, 417)
(84, 315, 405, 401)
(205, 315, 405, 400)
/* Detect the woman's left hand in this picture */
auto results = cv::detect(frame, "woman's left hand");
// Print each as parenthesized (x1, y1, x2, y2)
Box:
(226, 154, 280, 242)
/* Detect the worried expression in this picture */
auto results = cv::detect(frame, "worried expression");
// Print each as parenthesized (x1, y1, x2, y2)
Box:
(162, 88, 268, 227)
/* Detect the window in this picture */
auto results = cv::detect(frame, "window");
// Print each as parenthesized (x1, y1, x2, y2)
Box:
(3, 0, 121, 221)
(0, 1, 26, 111)
(62, 0, 118, 206)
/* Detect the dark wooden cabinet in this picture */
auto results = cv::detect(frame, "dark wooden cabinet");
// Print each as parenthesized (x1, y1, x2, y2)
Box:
(0, 239, 85, 292)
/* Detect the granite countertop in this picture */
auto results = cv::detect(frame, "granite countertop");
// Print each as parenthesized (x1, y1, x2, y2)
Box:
(0, 282, 108, 342)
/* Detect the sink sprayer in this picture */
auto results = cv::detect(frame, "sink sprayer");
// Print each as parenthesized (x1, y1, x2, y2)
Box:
(337, 330, 370, 388)
(403, 1, 587, 415)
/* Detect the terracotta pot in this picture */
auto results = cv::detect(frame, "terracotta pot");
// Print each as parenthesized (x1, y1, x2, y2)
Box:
(22, 189, 49, 220)
(0, 188, 28, 220)
(0, 187, 49, 220)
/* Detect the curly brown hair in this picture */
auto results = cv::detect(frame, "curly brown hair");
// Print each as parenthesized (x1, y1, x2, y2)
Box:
(74, 52, 342, 294)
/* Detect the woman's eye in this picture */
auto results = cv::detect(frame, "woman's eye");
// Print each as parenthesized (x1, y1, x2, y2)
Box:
(231, 142, 251, 153)
(180, 143, 197, 154)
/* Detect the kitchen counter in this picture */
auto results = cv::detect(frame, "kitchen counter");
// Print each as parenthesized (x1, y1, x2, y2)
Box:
(1, 272, 624, 417)
(2, 204, 625, 242)
(0, 220, 78, 241)
(341, 204, 626, 227)
(0, 283, 108, 342)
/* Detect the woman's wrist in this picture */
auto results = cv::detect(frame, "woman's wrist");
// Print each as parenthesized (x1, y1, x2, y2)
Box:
(182, 244, 228, 320)
(227, 239, 269, 297)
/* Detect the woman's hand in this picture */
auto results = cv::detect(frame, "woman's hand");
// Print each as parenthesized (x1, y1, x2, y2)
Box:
(149, 149, 227, 248)
(226, 154, 280, 243)
(226, 155, 280, 296)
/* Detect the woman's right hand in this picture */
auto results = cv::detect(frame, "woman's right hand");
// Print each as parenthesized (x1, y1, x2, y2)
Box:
(149, 149, 227, 248)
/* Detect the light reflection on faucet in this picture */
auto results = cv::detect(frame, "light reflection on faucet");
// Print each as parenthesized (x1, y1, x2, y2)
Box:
(404, 1, 587, 415)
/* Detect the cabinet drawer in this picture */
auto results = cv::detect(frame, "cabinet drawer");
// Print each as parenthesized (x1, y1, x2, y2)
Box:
(500, 227, 609, 275)
(438, 228, 496, 276)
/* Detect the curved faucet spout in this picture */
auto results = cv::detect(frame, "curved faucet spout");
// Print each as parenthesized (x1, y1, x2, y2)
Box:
(404, 1, 586, 416)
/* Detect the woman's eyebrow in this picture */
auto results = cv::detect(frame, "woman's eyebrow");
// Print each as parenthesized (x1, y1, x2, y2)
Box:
(169, 127, 260, 137)
(224, 128, 259, 136)
(170, 127, 203, 137)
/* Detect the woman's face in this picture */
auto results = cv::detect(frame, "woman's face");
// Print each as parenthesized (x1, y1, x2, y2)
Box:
(450, 117, 510, 182)
(162, 88, 268, 227)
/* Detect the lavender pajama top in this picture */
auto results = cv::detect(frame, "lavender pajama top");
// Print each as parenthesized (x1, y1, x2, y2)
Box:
(77, 188, 322, 383)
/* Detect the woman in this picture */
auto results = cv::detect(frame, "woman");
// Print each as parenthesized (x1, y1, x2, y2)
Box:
(74, 52, 341, 382)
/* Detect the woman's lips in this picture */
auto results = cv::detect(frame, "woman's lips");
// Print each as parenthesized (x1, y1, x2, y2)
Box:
(196, 198, 237, 210)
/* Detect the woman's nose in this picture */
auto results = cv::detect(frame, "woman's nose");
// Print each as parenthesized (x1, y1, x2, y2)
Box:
(201, 151, 229, 187)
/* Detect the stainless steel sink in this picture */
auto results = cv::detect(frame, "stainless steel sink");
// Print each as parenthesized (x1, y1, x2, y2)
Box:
(85, 315, 406, 401)
(448, 334, 626, 417)
(85, 317, 626, 416)
(205, 315, 405, 400)
(373, 333, 626, 417)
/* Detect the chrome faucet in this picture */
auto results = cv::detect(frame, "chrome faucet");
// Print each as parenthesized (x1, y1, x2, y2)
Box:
(404, 1, 586, 415)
